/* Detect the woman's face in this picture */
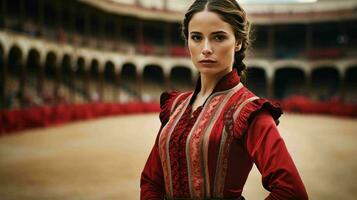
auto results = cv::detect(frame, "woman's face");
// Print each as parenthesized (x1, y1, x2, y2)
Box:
(188, 10, 241, 77)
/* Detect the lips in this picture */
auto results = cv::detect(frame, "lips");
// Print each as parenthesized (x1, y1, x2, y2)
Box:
(199, 59, 217, 64)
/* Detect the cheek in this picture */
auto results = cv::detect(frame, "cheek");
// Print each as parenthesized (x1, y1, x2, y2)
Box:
(218, 43, 236, 60)
(188, 42, 199, 58)
(216, 45, 236, 68)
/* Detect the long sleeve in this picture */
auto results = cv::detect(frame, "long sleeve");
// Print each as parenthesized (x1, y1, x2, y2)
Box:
(245, 110, 308, 200)
(140, 126, 165, 200)
(140, 91, 181, 200)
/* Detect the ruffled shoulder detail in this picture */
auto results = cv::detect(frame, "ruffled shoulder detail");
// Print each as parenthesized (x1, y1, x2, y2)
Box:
(233, 98, 283, 139)
(159, 91, 181, 125)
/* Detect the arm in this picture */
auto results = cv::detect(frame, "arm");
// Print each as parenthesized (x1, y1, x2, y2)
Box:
(141, 91, 181, 199)
(245, 110, 308, 200)
(140, 126, 165, 200)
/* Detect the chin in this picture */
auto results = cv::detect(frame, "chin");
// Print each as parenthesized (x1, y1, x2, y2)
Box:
(197, 67, 216, 73)
(198, 69, 223, 78)
(198, 67, 229, 77)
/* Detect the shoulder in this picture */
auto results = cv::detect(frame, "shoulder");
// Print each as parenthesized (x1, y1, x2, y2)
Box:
(232, 87, 282, 138)
(159, 90, 192, 125)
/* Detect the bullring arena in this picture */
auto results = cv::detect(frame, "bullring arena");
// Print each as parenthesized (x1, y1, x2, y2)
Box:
(1, 0, 357, 199)
(0, 113, 357, 199)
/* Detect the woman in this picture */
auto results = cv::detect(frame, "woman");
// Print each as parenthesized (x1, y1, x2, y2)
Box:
(141, 0, 308, 199)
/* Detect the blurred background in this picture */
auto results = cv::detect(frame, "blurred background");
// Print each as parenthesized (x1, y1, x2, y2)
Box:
(0, 0, 357, 199)
(0, 0, 356, 109)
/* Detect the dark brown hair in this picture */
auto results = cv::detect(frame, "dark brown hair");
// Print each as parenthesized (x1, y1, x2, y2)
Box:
(182, 0, 251, 82)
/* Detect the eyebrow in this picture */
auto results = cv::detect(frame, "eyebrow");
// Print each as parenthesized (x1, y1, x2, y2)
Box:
(189, 31, 228, 35)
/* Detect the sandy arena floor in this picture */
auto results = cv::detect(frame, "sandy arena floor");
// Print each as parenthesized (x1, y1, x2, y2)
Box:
(0, 113, 356, 200)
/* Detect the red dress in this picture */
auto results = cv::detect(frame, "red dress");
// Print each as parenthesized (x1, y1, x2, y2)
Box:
(141, 69, 308, 200)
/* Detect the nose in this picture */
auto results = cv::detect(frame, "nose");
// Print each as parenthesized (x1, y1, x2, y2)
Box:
(202, 39, 213, 56)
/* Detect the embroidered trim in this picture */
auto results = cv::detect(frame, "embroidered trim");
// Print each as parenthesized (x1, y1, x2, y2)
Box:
(214, 94, 258, 197)
(233, 96, 259, 121)
(159, 93, 192, 197)
(170, 92, 189, 116)
(186, 83, 243, 198)
(201, 83, 244, 198)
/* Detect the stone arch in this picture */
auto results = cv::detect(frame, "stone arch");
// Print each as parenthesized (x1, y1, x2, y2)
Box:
(104, 61, 116, 82)
(273, 67, 307, 99)
(7, 46, 23, 76)
(170, 66, 193, 91)
(103, 61, 117, 102)
(273, 60, 310, 75)
(120, 63, 138, 102)
(246, 59, 273, 79)
(90, 59, 100, 78)
(43, 51, 57, 104)
(143, 64, 164, 102)
(88, 59, 101, 102)
(25, 48, 41, 106)
(311, 66, 340, 101)
(26, 49, 41, 75)
(73, 57, 88, 103)
(60, 54, 72, 103)
(44, 52, 57, 79)
(7, 45, 23, 108)
(345, 65, 357, 103)
(246, 66, 268, 98)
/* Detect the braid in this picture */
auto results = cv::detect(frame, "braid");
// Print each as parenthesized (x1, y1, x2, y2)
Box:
(233, 19, 250, 85)
(234, 44, 247, 84)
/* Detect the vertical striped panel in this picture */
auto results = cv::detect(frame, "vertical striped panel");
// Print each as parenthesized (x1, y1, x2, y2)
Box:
(214, 95, 259, 197)
(158, 93, 192, 197)
(186, 83, 243, 198)
(201, 83, 244, 197)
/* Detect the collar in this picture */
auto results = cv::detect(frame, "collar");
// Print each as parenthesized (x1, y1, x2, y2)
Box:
(189, 68, 240, 105)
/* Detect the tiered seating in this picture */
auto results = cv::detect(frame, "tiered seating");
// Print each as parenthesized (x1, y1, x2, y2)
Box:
(171, 81, 194, 92)
(102, 82, 118, 102)
(142, 80, 164, 102)
(170, 46, 190, 57)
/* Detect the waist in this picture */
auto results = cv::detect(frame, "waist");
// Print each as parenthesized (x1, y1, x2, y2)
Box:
(166, 197, 245, 200)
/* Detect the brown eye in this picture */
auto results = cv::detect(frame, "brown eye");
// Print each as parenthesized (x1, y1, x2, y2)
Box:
(191, 35, 202, 42)
(213, 35, 226, 42)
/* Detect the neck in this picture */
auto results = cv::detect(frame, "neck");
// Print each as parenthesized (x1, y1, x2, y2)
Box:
(199, 69, 232, 97)
(199, 75, 217, 97)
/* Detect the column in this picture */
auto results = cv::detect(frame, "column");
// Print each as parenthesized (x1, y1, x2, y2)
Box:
(137, 72, 143, 101)
(339, 70, 345, 102)
(18, 57, 26, 108)
(267, 78, 273, 99)
(37, 57, 45, 98)
(164, 73, 171, 91)
(67, 62, 75, 103)
(54, 57, 62, 104)
(305, 71, 312, 99)
(116, 69, 121, 102)
(83, 69, 90, 102)
(95, 65, 104, 102)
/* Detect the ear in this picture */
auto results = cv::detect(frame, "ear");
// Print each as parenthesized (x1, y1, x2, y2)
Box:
(235, 40, 242, 52)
